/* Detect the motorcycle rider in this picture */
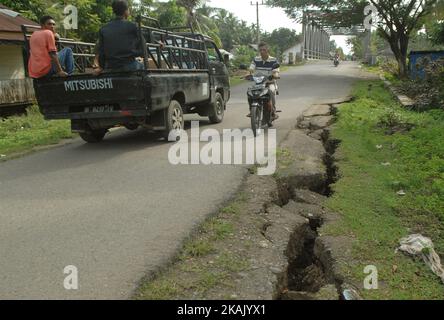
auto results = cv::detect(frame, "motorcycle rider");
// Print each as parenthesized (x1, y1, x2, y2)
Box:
(247, 42, 280, 120)
(334, 51, 340, 65)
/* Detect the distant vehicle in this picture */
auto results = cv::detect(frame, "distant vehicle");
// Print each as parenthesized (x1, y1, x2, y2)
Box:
(23, 16, 230, 143)
(334, 57, 340, 67)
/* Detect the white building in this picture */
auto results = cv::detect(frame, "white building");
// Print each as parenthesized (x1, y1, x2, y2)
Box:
(282, 42, 303, 65)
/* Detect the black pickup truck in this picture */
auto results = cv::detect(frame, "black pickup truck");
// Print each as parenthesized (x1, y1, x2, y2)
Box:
(23, 17, 230, 143)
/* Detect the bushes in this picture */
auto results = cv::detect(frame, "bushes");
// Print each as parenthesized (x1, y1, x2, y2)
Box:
(379, 55, 443, 111)
(398, 57, 444, 111)
(380, 58, 400, 79)
(231, 45, 256, 70)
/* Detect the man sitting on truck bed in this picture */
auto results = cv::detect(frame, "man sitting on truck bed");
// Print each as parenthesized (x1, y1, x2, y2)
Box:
(28, 16, 74, 78)
(94, 0, 144, 75)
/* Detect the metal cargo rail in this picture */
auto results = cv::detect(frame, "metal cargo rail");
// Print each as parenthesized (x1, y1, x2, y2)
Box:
(21, 24, 96, 73)
(137, 15, 209, 71)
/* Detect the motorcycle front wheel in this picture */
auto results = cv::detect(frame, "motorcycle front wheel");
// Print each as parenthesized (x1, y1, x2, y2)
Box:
(263, 104, 272, 128)
(250, 105, 262, 137)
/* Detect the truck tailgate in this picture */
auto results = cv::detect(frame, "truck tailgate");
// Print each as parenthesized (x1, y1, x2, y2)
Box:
(33, 72, 146, 119)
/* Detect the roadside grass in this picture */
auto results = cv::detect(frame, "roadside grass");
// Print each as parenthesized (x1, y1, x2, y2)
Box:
(324, 80, 444, 299)
(362, 65, 380, 74)
(229, 76, 246, 87)
(280, 61, 306, 72)
(135, 193, 250, 300)
(272, 147, 294, 180)
(0, 105, 74, 158)
(362, 64, 401, 84)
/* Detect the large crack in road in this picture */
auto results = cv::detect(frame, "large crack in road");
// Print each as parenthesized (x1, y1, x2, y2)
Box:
(0, 61, 365, 299)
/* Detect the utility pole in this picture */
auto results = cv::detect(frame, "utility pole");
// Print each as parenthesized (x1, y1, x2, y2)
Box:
(302, 11, 306, 59)
(250, 1, 266, 45)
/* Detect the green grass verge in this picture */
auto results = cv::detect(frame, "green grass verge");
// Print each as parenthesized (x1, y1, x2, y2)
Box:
(0, 105, 74, 157)
(362, 64, 401, 85)
(280, 61, 306, 72)
(324, 80, 444, 299)
(229, 76, 246, 87)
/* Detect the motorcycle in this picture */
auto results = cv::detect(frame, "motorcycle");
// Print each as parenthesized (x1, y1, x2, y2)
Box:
(334, 57, 340, 67)
(246, 65, 279, 136)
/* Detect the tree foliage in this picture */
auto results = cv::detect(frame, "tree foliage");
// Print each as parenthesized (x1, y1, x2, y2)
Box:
(427, 0, 444, 44)
(262, 28, 301, 59)
(213, 9, 256, 51)
(267, 0, 367, 27)
(0, 0, 48, 21)
(1, 0, 113, 42)
(268, 0, 440, 77)
(3, 0, 302, 67)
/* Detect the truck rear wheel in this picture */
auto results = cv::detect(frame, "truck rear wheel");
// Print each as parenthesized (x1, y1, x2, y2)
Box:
(79, 129, 107, 143)
(208, 93, 225, 124)
(124, 123, 139, 131)
(163, 100, 184, 141)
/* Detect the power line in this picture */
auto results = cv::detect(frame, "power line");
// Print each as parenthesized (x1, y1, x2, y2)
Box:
(250, 1, 266, 45)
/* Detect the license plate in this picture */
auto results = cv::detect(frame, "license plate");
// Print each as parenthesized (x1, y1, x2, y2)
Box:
(85, 105, 114, 113)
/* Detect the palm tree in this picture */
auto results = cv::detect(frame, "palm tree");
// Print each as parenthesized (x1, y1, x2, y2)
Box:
(195, 4, 222, 46)
(177, 0, 222, 47)
(177, 0, 202, 32)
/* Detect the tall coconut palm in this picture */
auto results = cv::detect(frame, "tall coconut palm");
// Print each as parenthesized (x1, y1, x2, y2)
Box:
(177, 0, 202, 32)
(195, 4, 222, 47)
(177, 0, 222, 47)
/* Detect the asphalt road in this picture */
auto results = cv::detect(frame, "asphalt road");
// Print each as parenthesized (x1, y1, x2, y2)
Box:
(0, 61, 363, 299)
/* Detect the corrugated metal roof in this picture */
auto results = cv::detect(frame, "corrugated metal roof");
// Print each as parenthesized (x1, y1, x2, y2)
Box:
(0, 4, 38, 41)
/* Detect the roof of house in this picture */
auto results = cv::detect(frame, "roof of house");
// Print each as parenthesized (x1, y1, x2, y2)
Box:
(0, 4, 38, 42)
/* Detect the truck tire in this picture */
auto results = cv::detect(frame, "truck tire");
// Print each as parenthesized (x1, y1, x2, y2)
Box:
(208, 92, 225, 124)
(79, 129, 107, 143)
(163, 100, 184, 141)
(124, 123, 139, 131)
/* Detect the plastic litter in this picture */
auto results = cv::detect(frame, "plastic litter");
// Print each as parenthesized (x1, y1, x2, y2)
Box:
(342, 288, 362, 300)
(397, 234, 444, 284)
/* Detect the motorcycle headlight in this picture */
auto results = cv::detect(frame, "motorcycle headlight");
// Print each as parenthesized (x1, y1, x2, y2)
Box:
(248, 89, 261, 97)
(253, 76, 266, 84)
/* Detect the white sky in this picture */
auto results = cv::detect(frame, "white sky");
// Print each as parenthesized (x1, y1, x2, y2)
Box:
(207, 0, 301, 33)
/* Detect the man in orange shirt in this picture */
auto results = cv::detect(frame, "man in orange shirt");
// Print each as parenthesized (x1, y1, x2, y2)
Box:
(28, 16, 74, 78)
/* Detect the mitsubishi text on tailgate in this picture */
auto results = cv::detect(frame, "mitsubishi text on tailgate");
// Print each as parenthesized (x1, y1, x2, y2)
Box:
(23, 15, 230, 143)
